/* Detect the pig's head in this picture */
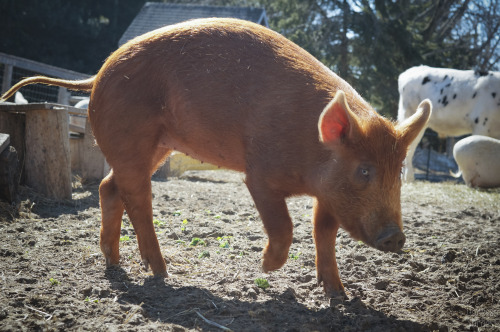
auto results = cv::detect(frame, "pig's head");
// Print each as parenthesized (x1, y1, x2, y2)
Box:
(317, 90, 431, 252)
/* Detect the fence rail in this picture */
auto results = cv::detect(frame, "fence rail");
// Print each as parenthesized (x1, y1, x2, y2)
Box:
(0, 52, 90, 104)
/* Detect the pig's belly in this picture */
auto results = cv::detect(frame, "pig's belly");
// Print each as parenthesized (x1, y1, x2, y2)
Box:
(160, 135, 247, 172)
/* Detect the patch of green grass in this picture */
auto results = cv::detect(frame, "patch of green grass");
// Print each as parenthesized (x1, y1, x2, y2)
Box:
(254, 278, 270, 290)
(153, 219, 165, 226)
(49, 278, 59, 286)
(198, 251, 210, 258)
(190, 237, 206, 246)
(402, 182, 500, 210)
(289, 252, 301, 260)
(217, 236, 232, 248)
(84, 297, 99, 303)
(181, 219, 188, 232)
(119, 235, 130, 242)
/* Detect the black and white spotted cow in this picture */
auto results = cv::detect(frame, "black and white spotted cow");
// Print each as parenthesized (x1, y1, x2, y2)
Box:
(398, 65, 500, 181)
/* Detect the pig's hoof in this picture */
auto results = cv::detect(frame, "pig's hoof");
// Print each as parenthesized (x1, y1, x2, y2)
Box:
(143, 257, 168, 277)
(322, 284, 347, 301)
(105, 256, 120, 267)
(153, 269, 167, 277)
(142, 259, 150, 272)
(327, 289, 347, 302)
(262, 251, 287, 272)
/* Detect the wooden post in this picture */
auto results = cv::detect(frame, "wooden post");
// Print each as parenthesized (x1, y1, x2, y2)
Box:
(446, 137, 456, 158)
(57, 87, 70, 105)
(0, 133, 20, 203)
(0, 110, 25, 183)
(1, 64, 13, 94)
(24, 106, 72, 199)
(72, 116, 108, 180)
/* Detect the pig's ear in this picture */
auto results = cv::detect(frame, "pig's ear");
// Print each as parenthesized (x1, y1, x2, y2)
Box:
(318, 90, 360, 144)
(397, 99, 432, 147)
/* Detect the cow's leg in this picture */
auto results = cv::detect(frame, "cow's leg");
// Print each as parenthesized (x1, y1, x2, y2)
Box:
(312, 199, 345, 299)
(245, 175, 293, 272)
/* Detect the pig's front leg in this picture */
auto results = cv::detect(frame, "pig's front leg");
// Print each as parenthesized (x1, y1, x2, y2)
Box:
(245, 177, 293, 272)
(312, 199, 346, 299)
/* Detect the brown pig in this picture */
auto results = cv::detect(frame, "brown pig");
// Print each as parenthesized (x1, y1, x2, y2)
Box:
(1, 18, 431, 298)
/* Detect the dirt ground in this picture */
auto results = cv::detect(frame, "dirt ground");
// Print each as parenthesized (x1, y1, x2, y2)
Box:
(0, 170, 499, 331)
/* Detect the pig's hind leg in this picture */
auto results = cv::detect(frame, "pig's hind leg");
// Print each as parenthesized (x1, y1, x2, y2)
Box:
(98, 144, 171, 276)
(99, 170, 125, 267)
(245, 177, 293, 272)
(312, 199, 346, 299)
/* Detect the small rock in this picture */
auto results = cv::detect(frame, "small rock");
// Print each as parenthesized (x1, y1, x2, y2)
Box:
(441, 250, 456, 263)
(297, 274, 313, 283)
(373, 280, 390, 290)
(246, 288, 257, 299)
(81, 286, 93, 297)
(228, 288, 242, 298)
(354, 255, 367, 262)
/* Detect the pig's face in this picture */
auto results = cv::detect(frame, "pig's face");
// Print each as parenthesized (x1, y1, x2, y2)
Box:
(318, 91, 431, 252)
(319, 130, 406, 252)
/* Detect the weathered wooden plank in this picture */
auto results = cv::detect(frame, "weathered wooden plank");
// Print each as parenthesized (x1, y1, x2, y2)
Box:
(70, 116, 108, 180)
(0, 111, 25, 183)
(0, 102, 83, 113)
(0, 52, 90, 81)
(0, 144, 19, 203)
(0, 133, 10, 153)
(25, 107, 71, 199)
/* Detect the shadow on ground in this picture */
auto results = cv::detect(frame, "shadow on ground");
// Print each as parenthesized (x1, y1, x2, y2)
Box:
(105, 267, 428, 331)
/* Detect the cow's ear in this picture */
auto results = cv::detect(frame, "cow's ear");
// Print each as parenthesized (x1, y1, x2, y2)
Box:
(319, 90, 361, 144)
(397, 99, 432, 147)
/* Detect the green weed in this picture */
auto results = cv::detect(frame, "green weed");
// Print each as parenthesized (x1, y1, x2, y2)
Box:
(153, 219, 165, 226)
(119, 235, 130, 242)
(190, 237, 206, 246)
(254, 278, 270, 290)
(198, 251, 210, 258)
(49, 278, 59, 286)
(217, 236, 232, 248)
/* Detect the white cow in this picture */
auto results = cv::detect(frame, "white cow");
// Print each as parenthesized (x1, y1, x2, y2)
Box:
(398, 65, 500, 181)
(453, 135, 500, 188)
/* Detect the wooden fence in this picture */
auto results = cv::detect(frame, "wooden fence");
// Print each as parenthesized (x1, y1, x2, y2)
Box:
(0, 52, 90, 105)
(0, 103, 108, 199)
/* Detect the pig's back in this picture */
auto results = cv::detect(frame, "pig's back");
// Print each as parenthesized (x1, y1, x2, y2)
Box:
(91, 18, 371, 175)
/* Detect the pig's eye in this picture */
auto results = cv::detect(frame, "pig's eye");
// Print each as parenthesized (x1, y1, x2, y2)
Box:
(357, 165, 373, 182)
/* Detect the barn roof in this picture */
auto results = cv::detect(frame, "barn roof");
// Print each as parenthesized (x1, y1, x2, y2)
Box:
(119, 2, 269, 46)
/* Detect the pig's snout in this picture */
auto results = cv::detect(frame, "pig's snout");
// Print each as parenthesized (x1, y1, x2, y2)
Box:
(375, 227, 406, 252)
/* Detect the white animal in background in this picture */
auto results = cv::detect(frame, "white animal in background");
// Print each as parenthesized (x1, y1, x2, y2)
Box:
(74, 97, 89, 109)
(398, 65, 500, 181)
(70, 97, 89, 129)
(14, 91, 28, 104)
(453, 135, 500, 188)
